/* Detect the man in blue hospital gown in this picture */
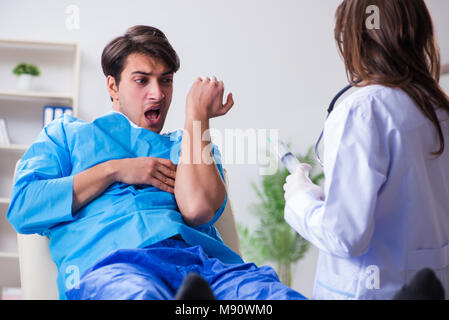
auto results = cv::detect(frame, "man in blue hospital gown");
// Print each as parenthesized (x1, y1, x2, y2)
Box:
(7, 25, 306, 300)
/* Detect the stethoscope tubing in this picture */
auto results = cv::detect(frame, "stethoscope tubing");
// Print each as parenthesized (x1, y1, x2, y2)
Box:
(314, 82, 359, 167)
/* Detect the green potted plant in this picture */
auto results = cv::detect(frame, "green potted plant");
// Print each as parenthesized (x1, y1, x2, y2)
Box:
(13, 62, 41, 91)
(237, 145, 324, 287)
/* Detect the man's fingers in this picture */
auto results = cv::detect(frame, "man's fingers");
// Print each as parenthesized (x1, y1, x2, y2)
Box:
(150, 174, 175, 193)
(153, 170, 175, 188)
(211, 76, 219, 86)
(197, 76, 222, 86)
(158, 183, 175, 194)
(157, 163, 177, 180)
(217, 81, 224, 94)
(221, 92, 234, 114)
(156, 158, 177, 171)
(194, 77, 204, 86)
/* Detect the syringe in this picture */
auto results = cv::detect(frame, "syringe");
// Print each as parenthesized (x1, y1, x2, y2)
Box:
(268, 138, 301, 174)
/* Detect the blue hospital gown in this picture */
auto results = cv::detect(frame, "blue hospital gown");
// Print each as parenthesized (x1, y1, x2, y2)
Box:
(7, 111, 244, 299)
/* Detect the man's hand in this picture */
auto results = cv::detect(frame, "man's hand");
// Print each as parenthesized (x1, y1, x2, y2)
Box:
(186, 76, 234, 120)
(111, 157, 177, 194)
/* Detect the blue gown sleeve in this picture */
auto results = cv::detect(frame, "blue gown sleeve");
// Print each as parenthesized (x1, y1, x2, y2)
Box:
(7, 117, 75, 236)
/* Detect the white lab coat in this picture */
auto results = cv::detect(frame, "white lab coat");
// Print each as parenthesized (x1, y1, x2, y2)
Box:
(285, 85, 449, 299)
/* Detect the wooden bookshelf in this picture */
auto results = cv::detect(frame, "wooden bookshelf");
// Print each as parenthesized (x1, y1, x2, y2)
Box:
(0, 38, 80, 294)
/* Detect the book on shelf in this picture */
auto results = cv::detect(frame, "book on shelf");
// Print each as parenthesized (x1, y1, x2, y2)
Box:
(1, 287, 22, 300)
(0, 118, 11, 145)
(43, 105, 73, 127)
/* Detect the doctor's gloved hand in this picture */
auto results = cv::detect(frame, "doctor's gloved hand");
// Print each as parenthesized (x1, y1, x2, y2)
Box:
(283, 163, 325, 201)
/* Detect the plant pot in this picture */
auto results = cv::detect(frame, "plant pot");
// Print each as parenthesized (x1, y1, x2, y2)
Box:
(17, 74, 33, 91)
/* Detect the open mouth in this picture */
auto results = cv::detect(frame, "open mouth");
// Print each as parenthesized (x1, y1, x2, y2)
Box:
(144, 107, 161, 125)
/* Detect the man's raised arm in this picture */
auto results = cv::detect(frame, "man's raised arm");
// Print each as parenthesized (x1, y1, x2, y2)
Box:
(174, 77, 234, 227)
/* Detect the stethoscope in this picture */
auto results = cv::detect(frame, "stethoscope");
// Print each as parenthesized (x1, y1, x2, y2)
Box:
(314, 81, 360, 167)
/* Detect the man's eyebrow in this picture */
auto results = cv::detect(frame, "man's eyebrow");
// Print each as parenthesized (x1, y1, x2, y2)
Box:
(131, 70, 174, 76)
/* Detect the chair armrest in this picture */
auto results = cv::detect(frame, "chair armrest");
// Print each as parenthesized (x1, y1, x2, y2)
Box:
(17, 233, 59, 300)
(214, 169, 241, 256)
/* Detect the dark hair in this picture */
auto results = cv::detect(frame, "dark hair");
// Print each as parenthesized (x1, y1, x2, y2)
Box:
(102, 25, 180, 97)
(335, 0, 449, 157)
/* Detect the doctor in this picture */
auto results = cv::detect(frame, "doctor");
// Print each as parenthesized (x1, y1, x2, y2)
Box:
(283, 0, 449, 299)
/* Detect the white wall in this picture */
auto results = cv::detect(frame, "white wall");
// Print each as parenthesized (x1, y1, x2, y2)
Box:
(1, 0, 448, 299)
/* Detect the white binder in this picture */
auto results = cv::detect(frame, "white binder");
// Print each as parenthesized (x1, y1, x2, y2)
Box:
(0, 118, 11, 145)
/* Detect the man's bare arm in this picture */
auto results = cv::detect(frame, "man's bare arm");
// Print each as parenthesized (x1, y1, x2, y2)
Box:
(72, 161, 116, 213)
(174, 116, 227, 226)
(174, 77, 234, 227)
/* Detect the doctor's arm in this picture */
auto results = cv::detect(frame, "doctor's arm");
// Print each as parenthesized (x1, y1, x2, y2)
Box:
(284, 103, 388, 258)
(174, 77, 234, 227)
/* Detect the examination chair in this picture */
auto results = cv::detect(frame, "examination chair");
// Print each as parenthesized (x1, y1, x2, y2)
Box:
(16, 168, 241, 300)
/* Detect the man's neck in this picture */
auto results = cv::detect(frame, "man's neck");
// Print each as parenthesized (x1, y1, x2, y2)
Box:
(111, 109, 141, 129)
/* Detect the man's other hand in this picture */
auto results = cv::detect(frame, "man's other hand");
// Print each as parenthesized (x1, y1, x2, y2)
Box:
(110, 157, 177, 194)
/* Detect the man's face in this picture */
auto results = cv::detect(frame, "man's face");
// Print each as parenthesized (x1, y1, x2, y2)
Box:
(109, 53, 174, 133)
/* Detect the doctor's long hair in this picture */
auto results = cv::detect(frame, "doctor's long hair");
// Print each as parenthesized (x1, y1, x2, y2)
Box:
(335, 0, 449, 157)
